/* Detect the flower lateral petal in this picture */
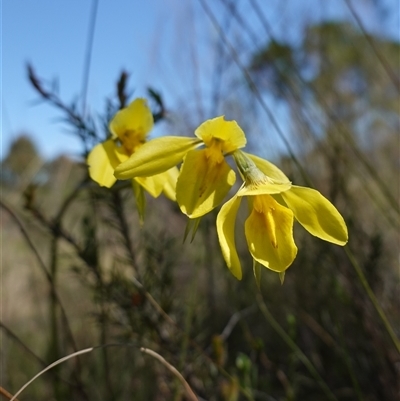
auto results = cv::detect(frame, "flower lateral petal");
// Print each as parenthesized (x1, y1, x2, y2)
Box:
(245, 195, 297, 272)
(176, 149, 236, 218)
(216, 195, 243, 280)
(114, 136, 201, 180)
(281, 186, 348, 245)
(134, 173, 166, 198)
(87, 140, 121, 188)
(161, 167, 179, 201)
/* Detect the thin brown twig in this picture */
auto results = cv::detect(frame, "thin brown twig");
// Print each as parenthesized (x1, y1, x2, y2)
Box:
(0, 387, 20, 401)
(298, 310, 337, 347)
(27, 64, 97, 153)
(0, 322, 47, 367)
(0, 321, 84, 392)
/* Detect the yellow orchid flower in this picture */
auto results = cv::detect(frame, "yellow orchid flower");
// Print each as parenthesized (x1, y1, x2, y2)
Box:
(114, 116, 247, 218)
(217, 150, 348, 280)
(87, 98, 178, 204)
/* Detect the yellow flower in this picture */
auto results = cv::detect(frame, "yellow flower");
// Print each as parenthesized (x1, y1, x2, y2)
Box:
(114, 116, 247, 218)
(87, 98, 178, 202)
(217, 151, 348, 280)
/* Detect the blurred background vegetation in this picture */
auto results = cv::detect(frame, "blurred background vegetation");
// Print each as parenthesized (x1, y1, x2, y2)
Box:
(1, 1, 399, 400)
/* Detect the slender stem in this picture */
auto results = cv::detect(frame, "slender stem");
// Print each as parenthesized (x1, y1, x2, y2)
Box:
(173, 258, 201, 401)
(111, 190, 143, 283)
(84, 188, 114, 399)
(99, 307, 114, 400)
(336, 320, 364, 401)
(344, 0, 400, 92)
(0, 321, 47, 366)
(256, 293, 339, 401)
(344, 246, 400, 353)
(48, 236, 62, 398)
(81, 0, 99, 116)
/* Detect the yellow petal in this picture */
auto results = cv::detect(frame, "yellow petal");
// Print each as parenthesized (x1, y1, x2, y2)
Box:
(245, 195, 297, 272)
(162, 167, 179, 201)
(280, 186, 348, 245)
(114, 136, 201, 180)
(109, 98, 154, 141)
(246, 152, 290, 183)
(87, 140, 120, 188)
(195, 116, 247, 153)
(216, 195, 243, 280)
(134, 173, 166, 198)
(177, 149, 236, 218)
(114, 146, 130, 164)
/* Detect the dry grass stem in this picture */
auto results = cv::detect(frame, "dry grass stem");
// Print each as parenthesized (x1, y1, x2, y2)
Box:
(140, 347, 198, 401)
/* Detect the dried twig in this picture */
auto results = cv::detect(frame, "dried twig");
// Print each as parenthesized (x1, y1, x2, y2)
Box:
(0, 387, 20, 401)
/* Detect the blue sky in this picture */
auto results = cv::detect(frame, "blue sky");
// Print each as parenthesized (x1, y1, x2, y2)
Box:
(2, 0, 190, 159)
(2, 0, 398, 160)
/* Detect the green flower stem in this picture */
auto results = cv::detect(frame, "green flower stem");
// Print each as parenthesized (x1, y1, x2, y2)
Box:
(256, 293, 339, 401)
(233, 150, 265, 183)
(344, 246, 400, 353)
(173, 260, 200, 401)
(336, 320, 364, 401)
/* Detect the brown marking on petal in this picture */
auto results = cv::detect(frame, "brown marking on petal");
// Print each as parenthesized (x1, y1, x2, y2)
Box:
(120, 129, 146, 154)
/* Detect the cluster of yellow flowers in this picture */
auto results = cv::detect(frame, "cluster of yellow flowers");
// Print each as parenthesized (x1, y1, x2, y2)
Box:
(88, 98, 348, 280)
